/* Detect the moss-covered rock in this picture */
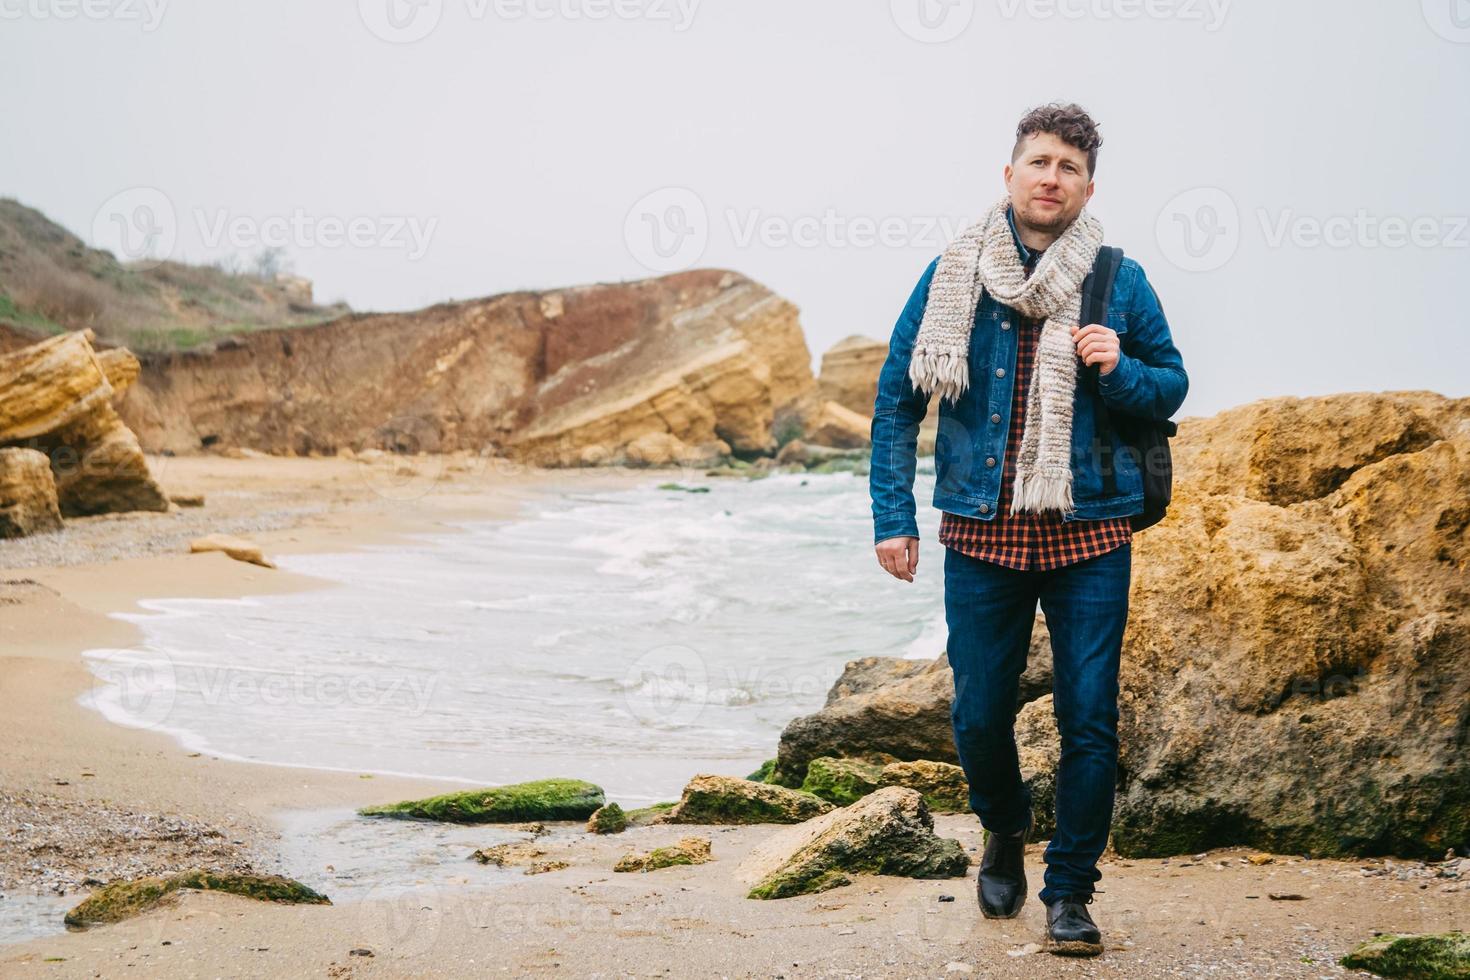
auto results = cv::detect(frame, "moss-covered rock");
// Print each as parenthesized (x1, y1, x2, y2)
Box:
(800, 757, 884, 805)
(469, 842, 546, 866)
(586, 802, 628, 834)
(359, 778, 605, 823)
(665, 773, 834, 825)
(613, 836, 713, 873)
(625, 801, 677, 826)
(878, 759, 970, 813)
(525, 860, 569, 875)
(64, 871, 329, 929)
(738, 786, 969, 900)
(1340, 931, 1470, 979)
(745, 758, 778, 782)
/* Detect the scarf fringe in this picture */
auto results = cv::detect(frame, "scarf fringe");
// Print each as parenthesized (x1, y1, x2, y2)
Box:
(1010, 467, 1075, 515)
(909, 348, 969, 404)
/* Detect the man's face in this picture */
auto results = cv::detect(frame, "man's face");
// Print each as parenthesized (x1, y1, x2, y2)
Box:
(1004, 131, 1094, 233)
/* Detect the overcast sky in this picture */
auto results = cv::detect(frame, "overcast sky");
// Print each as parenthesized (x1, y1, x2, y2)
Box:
(3, 0, 1467, 419)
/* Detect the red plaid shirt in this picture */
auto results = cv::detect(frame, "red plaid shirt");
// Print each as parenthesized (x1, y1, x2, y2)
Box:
(938, 244, 1132, 571)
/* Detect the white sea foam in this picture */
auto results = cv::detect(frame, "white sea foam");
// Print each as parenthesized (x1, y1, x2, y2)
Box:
(79, 471, 947, 804)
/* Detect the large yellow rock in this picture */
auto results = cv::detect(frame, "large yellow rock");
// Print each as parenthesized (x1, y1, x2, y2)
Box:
(0, 330, 113, 441)
(0, 330, 168, 518)
(816, 335, 886, 416)
(0, 447, 63, 538)
(804, 400, 871, 450)
(1112, 391, 1470, 859)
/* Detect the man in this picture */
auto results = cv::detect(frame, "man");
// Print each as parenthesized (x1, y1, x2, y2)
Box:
(867, 103, 1188, 957)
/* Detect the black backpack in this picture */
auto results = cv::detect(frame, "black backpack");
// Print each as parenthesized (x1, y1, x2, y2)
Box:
(1079, 246, 1177, 532)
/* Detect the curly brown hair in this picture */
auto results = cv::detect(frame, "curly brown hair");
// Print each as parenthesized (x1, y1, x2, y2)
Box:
(1012, 102, 1103, 178)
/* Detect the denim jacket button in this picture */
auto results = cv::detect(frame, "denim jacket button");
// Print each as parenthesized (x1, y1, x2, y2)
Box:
(979, 503, 990, 514)
(1001, 320, 1011, 330)
(986, 457, 995, 467)
(995, 368, 1005, 378)
(990, 413, 1001, 423)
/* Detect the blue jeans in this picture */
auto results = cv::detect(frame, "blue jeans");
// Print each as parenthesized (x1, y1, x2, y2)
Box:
(942, 542, 1131, 905)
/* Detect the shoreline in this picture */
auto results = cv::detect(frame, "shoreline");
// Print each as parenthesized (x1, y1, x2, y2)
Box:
(0, 454, 661, 901)
(2, 453, 1465, 977)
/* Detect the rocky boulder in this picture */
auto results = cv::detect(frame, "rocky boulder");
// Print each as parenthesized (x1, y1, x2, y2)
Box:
(1112, 391, 1470, 859)
(0, 330, 168, 521)
(773, 624, 1053, 785)
(815, 335, 885, 416)
(735, 786, 970, 899)
(876, 760, 971, 814)
(0, 447, 63, 538)
(802, 400, 870, 450)
(613, 836, 713, 873)
(763, 392, 1467, 861)
(665, 774, 833, 825)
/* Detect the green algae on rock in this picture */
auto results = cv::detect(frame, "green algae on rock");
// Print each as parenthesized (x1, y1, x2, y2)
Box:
(64, 871, 329, 929)
(745, 758, 779, 783)
(665, 774, 833, 825)
(800, 757, 884, 805)
(358, 778, 605, 823)
(878, 759, 971, 813)
(613, 836, 713, 873)
(737, 786, 970, 900)
(625, 801, 677, 827)
(586, 802, 628, 834)
(1339, 930, 1470, 979)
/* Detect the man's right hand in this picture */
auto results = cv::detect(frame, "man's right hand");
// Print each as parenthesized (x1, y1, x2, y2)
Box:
(875, 536, 919, 582)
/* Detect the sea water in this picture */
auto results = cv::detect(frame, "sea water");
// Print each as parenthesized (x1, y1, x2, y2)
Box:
(0, 467, 954, 945)
(81, 467, 947, 809)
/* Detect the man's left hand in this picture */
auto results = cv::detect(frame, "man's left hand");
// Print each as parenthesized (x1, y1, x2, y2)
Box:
(1071, 323, 1120, 377)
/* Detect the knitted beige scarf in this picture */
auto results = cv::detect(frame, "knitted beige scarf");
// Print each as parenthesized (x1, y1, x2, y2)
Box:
(908, 194, 1104, 515)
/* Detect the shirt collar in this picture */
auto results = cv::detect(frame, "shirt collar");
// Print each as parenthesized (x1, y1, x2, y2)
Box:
(1006, 203, 1041, 265)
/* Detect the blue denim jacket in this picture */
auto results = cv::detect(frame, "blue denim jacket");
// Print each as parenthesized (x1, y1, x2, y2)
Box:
(869, 206, 1189, 544)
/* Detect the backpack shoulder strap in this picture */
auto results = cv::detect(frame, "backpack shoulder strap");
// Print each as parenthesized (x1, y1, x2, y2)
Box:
(1080, 245, 1124, 329)
(1084, 246, 1125, 497)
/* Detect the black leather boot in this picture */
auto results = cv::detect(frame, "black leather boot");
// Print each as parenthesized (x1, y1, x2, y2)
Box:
(1043, 892, 1103, 956)
(976, 810, 1033, 919)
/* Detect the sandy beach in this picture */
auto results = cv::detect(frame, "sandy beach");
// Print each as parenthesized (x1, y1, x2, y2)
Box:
(0, 453, 1464, 979)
